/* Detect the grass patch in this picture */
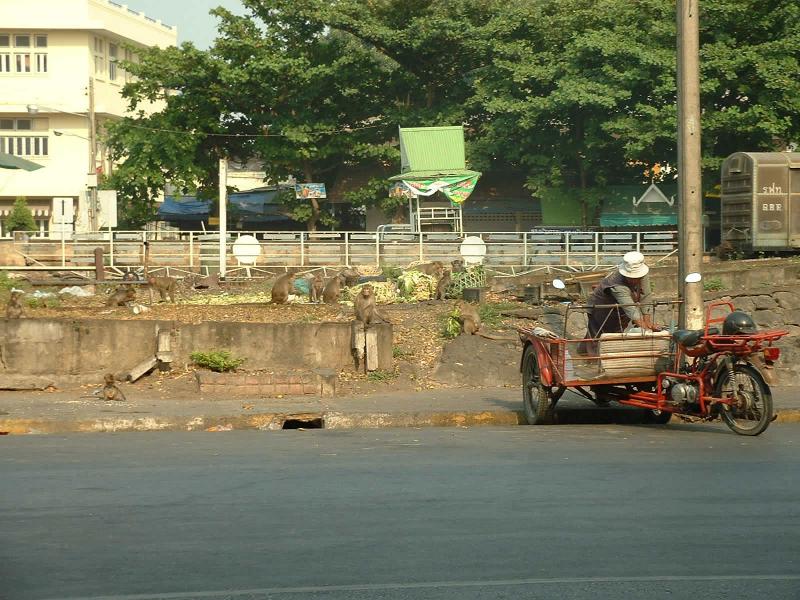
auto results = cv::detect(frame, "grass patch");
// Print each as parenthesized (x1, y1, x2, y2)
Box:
(703, 277, 725, 292)
(392, 346, 413, 359)
(367, 369, 397, 382)
(190, 349, 245, 372)
(25, 295, 60, 309)
(478, 301, 517, 328)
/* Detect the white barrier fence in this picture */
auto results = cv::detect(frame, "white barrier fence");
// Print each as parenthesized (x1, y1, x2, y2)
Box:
(4, 229, 678, 276)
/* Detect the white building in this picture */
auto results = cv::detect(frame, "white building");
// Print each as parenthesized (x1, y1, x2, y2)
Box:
(0, 0, 177, 237)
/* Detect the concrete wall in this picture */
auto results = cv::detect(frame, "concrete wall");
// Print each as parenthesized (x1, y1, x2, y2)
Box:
(0, 319, 393, 387)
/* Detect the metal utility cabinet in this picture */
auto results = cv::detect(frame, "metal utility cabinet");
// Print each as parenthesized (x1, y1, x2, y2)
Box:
(720, 152, 800, 252)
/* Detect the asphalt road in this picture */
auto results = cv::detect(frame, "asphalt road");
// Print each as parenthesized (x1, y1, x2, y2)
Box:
(2, 425, 799, 600)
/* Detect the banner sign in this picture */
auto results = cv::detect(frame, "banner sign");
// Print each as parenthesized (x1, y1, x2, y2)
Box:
(295, 183, 327, 199)
(397, 174, 480, 205)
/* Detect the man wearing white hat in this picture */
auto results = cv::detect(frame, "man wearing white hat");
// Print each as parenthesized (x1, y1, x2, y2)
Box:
(584, 251, 661, 343)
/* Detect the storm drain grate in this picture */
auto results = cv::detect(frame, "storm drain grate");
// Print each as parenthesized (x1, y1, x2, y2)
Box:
(281, 417, 324, 430)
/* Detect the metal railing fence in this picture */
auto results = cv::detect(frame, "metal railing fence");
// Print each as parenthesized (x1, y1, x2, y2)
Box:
(3, 229, 678, 276)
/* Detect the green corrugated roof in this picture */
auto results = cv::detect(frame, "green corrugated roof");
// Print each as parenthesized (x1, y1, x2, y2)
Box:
(398, 126, 467, 174)
(388, 168, 480, 181)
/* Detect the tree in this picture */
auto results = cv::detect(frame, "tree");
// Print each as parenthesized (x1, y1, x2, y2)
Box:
(6, 196, 36, 233)
(470, 0, 800, 224)
(104, 0, 493, 230)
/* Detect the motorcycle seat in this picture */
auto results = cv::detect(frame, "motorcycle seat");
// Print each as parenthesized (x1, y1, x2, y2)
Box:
(672, 327, 719, 347)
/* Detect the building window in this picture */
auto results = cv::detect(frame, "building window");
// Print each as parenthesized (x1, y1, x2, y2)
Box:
(108, 43, 118, 81)
(34, 217, 50, 237)
(93, 37, 105, 78)
(0, 119, 48, 156)
(124, 48, 136, 82)
(0, 33, 46, 73)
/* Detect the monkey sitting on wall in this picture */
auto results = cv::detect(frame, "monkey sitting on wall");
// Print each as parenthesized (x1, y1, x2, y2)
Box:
(353, 284, 391, 325)
(270, 273, 295, 304)
(147, 275, 177, 303)
(323, 273, 346, 304)
(6, 289, 24, 319)
(101, 373, 127, 402)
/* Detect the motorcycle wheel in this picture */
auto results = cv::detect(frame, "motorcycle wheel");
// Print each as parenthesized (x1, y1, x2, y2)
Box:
(643, 409, 673, 425)
(522, 345, 557, 425)
(714, 363, 773, 436)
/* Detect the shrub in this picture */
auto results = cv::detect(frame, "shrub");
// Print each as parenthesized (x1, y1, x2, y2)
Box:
(703, 277, 725, 292)
(190, 349, 245, 372)
(6, 197, 36, 233)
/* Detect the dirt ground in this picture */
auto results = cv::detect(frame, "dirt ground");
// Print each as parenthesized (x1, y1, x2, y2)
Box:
(3, 277, 533, 398)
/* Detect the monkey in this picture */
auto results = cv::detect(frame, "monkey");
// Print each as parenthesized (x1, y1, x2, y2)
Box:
(310, 273, 325, 303)
(453, 300, 517, 341)
(435, 269, 452, 301)
(270, 273, 295, 304)
(341, 267, 361, 287)
(322, 273, 346, 304)
(147, 275, 178, 303)
(5, 289, 24, 319)
(715, 240, 736, 261)
(354, 284, 391, 325)
(451, 258, 465, 273)
(101, 373, 127, 402)
(411, 261, 445, 278)
(106, 285, 136, 307)
(456, 300, 482, 335)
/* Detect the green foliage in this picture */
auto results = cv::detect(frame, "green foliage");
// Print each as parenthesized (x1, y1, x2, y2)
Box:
(190, 349, 245, 372)
(0, 272, 13, 291)
(703, 277, 725, 292)
(103, 0, 800, 230)
(381, 265, 403, 280)
(392, 346, 413, 359)
(367, 369, 397, 382)
(441, 308, 462, 339)
(479, 302, 516, 328)
(6, 197, 36, 233)
(25, 295, 60, 309)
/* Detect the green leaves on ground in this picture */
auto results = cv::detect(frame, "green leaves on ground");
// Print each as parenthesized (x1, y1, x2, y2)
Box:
(190, 349, 245, 372)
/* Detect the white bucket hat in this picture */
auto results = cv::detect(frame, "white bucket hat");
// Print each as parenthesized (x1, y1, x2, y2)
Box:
(618, 251, 649, 278)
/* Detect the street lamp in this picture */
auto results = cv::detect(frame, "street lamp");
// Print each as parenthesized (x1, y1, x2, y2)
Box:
(26, 77, 98, 231)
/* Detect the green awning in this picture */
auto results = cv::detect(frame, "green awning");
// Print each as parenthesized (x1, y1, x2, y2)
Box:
(0, 152, 44, 171)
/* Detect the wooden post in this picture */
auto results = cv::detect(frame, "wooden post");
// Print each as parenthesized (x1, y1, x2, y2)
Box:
(93, 246, 105, 281)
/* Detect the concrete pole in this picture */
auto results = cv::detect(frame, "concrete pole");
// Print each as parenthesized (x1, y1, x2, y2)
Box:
(677, 0, 704, 330)
(88, 77, 98, 232)
(218, 158, 228, 279)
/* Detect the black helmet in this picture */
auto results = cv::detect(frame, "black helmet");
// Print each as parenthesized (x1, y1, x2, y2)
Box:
(722, 310, 757, 335)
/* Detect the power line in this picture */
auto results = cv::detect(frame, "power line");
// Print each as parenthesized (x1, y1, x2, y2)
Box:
(119, 121, 386, 138)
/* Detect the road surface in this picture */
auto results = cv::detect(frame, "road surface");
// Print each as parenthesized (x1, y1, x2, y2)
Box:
(2, 424, 799, 599)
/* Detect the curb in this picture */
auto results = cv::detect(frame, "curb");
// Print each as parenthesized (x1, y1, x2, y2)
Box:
(1, 409, 798, 435)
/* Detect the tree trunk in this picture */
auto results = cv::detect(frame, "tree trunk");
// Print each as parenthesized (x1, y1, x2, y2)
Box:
(303, 161, 320, 232)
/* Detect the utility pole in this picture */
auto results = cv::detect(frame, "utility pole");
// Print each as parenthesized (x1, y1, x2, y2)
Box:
(218, 157, 228, 279)
(88, 77, 98, 231)
(677, 0, 704, 330)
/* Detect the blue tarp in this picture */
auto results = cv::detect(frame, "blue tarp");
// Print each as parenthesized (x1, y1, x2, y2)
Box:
(158, 188, 291, 222)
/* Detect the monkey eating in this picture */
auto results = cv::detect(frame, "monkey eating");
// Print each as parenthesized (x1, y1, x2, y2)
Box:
(353, 284, 391, 325)
(106, 285, 136, 307)
(411, 261, 445, 278)
(310, 273, 325, 303)
(435, 269, 452, 301)
(101, 373, 127, 402)
(5, 289, 24, 319)
(147, 275, 177, 303)
(323, 273, 346, 304)
(270, 272, 295, 304)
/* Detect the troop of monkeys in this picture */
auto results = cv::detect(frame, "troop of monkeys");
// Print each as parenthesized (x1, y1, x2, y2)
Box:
(105, 272, 178, 307)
